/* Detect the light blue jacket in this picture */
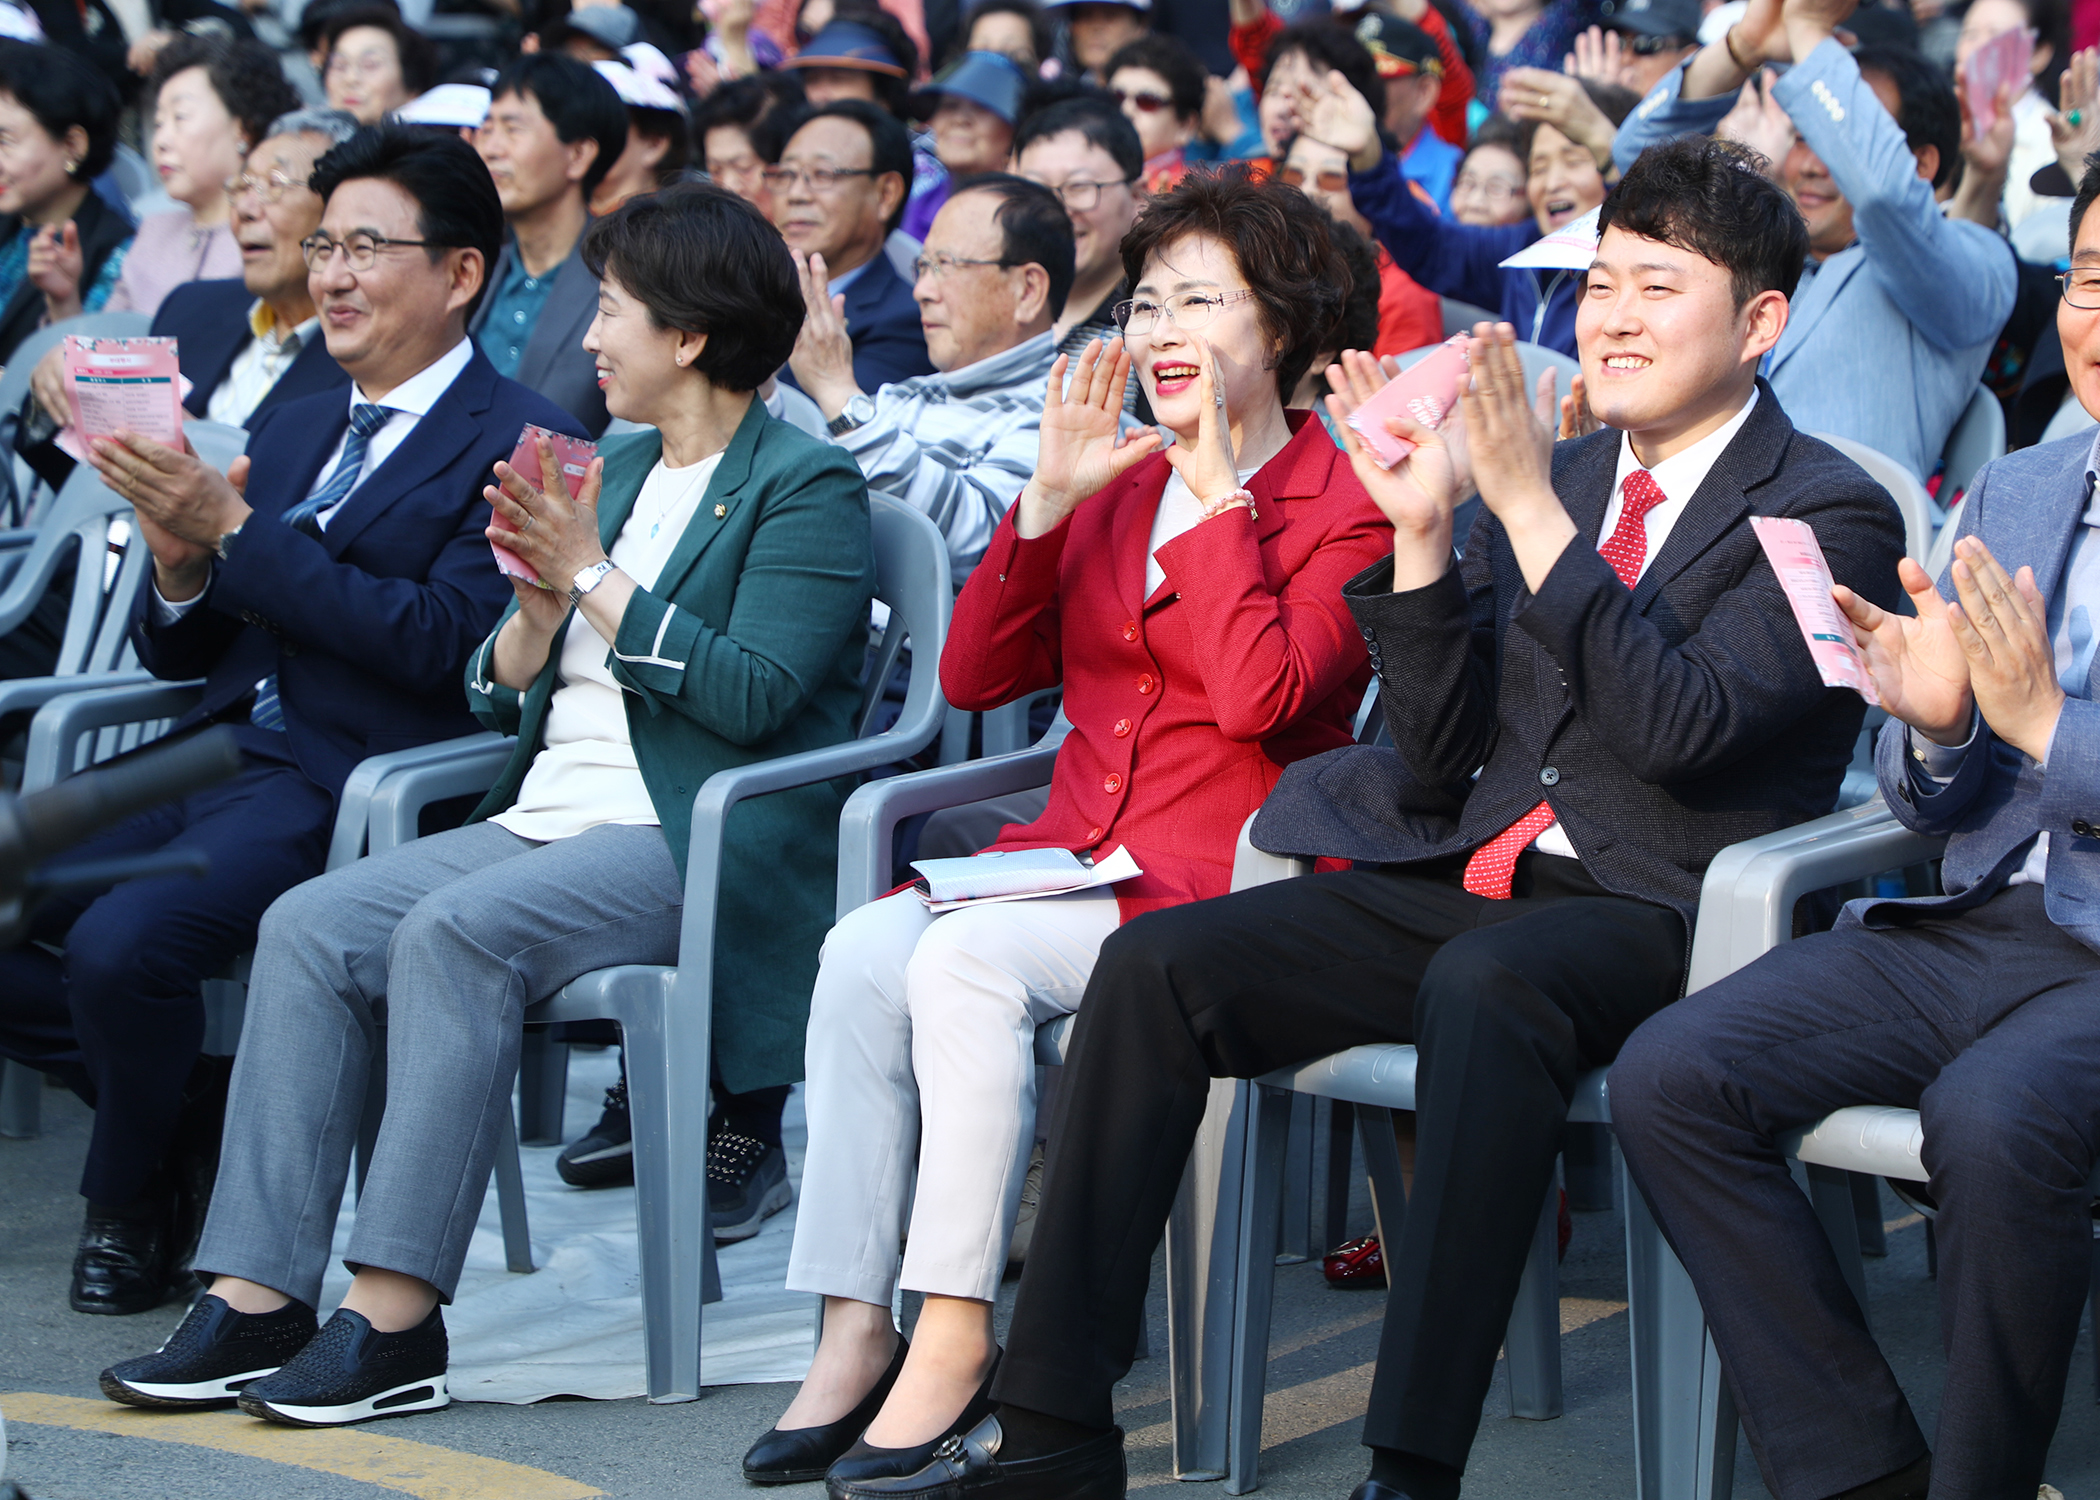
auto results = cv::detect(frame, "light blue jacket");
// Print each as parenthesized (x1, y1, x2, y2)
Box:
(1866, 430, 2100, 951)
(1614, 41, 2016, 480)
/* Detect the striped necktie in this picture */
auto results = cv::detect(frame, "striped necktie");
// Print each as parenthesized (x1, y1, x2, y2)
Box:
(251, 403, 392, 730)
(1458, 469, 1669, 899)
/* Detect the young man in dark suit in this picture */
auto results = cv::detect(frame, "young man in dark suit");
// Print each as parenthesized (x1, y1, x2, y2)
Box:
(0, 124, 584, 1319)
(842, 136, 1905, 1500)
(1608, 155, 2100, 1500)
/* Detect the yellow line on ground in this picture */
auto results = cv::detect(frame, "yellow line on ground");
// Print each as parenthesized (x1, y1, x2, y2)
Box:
(1, 1392, 603, 1500)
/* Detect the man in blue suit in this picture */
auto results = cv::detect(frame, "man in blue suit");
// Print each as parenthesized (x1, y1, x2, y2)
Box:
(1612, 153, 2100, 1500)
(774, 99, 935, 397)
(0, 124, 583, 1320)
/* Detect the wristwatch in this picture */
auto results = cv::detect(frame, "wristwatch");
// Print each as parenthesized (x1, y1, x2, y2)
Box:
(827, 394, 876, 437)
(568, 559, 618, 605)
(213, 522, 244, 561)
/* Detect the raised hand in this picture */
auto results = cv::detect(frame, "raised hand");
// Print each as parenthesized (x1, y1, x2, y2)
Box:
(2048, 47, 2099, 178)
(28, 221, 84, 320)
(1500, 67, 1617, 165)
(1834, 555, 1973, 744)
(1950, 74, 2019, 226)
(1014, 339, 1162, 538)
(1565, 25, 1631, 89)
(1461, 325, 1555, 518)
(1324, 348, 1468, 594)
(1946, 538, 2064, 762)
(1716, 70, 1796, 177)
(1780, 0, 1859, 65)
(1289, 67, 1380, 171)
(787, 250, 863, 419)
(1162, 333, 1246, 515)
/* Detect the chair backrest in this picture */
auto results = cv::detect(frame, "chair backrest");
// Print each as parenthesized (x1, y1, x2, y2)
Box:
(1939, 385, 2005, 502)
(1811, 431, 1936, 564)
(1440, 299, 1498, 338)
(0, 458, 138, 644)
(1395, 340, 1582, 405)
(185, 417, 249, 473)
(859, 493, 953, 752)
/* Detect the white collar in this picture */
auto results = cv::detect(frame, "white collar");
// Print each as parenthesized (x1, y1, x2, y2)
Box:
(1612, 386, 1759, 508)
(349, 337, 474, 418)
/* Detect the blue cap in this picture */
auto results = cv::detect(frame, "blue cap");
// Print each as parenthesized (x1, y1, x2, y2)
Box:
(788, 18, 909, 77)
(915, 50, 1029, 124)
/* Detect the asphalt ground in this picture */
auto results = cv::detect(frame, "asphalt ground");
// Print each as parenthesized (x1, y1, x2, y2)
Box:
(5, 1080, 2099, 1499)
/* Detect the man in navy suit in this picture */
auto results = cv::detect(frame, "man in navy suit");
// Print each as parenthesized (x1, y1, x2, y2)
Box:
(773, 99, 935, 397)
(1612, 155, 2100, 1500)
(0, 124, 583, 1319)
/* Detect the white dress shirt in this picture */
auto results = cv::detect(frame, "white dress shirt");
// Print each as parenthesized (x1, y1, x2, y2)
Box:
(205, 300, 323, 428)
(1530, 388, 1759, 859)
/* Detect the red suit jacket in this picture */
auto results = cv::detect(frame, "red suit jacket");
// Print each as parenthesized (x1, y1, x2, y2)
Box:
(942, 411, 1394, 921)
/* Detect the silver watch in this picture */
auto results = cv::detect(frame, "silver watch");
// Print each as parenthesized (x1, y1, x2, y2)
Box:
(827, 394, 876, 437)
(568, 559, 618, 605)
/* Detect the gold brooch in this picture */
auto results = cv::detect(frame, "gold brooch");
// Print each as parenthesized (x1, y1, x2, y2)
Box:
(714, 504, 726, 518)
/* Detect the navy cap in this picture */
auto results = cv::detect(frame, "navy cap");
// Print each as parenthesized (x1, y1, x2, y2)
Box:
(788, 17, 909, 76)
(1599, 0, 1701, 41)
(913, 50, 1029, 124)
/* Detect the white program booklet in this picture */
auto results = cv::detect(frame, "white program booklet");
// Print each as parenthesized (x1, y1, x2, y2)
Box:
(912, 845, 1142, 912)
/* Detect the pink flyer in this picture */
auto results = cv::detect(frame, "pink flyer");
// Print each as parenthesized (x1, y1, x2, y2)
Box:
(62, 336, 184, 446)
(1963, 26, 2032, 138)
(491, 423, 598, 588)
(1751, 515, 1880, 706)
(1347, 337, 1470, 469)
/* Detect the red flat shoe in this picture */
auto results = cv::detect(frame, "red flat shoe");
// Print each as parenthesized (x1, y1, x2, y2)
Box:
(1322, 1233, 1385, 1289)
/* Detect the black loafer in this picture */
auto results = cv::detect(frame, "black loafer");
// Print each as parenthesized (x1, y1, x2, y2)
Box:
(826, 1352, 1000, 1492)
(71, 1196, 189, 1316)
(743, 1337, 911, 1485)
(1349, 1484, 1422, 1500)
(824, 1412, 1124, 1499)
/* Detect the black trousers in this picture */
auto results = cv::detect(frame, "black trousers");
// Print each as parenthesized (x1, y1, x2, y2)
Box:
(1612, 883, 2100, 1500)
(993, 852, 1685, 1468)
(0, 750, 333, 1203)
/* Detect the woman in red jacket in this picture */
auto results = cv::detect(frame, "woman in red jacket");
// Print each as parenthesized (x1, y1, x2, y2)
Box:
(745, 170, 1394, 1493)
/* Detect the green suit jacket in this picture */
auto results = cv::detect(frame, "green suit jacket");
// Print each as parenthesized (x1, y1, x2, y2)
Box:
(464, 397, 875, 1092)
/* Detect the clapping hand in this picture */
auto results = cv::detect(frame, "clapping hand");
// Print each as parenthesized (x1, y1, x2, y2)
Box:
(1556, 369, 1600, 440)
(786, 250, 863, 419)
(1947, 539, 2063, 761)
(1014, 338, 1161, 538)
(1834, 555, 1973, 745)
(1323, 348, 1466, 540)
(484, 432, 607, 617)
(1461, 325, 1558, 519)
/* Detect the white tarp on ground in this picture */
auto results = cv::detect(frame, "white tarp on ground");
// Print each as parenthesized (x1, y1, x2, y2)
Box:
(319, 1048, 817, 1402)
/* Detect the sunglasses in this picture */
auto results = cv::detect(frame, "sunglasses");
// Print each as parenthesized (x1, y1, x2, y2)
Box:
(1114, 87, 1173, 113)
(1278, 162, 1348, 193)
(1618, 29, 1693, 53)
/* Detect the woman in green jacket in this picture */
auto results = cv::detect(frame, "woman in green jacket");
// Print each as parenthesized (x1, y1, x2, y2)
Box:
(97, 182, 874, 1427)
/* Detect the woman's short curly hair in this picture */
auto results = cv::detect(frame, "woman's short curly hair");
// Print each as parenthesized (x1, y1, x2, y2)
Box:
(152, 34, 303, 151)
(1118, 165, 1353, 407)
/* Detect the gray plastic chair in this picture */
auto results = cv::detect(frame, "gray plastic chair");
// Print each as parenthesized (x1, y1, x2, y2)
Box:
(1812, 432, 1940, 564)
(338, 494, 954, 1403)
(1439, 299, 1499, 338)
(1939, 385, 2005, 503)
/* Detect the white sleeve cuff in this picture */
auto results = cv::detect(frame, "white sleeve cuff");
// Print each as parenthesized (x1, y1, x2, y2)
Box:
(150, 578, 209, 625)
(1908, 712, 1979, 784)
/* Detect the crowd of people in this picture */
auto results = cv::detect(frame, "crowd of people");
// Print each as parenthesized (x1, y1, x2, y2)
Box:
(0, 0, 2092, 1491)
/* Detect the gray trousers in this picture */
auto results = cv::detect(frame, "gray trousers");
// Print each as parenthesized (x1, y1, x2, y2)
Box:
(195, 821, 684, 1308)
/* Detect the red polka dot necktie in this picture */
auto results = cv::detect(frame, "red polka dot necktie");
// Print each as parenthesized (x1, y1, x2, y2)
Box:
(1460, 468, 1668, 899)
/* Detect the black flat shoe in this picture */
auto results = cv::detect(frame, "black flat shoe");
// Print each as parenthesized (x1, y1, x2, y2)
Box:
(824, 1412, 1124, 1499)
(1349, 1484, 1423, 1500)
(825, 1354, 1002, 1495)
(71, 1192, 189, 1316)
(743, 1337, 911, 1485)
(101, 1293, 318, 1408)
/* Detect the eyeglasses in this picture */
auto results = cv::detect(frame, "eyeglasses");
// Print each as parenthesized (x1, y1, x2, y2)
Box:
(1453, 173, 1525, 203)
(1619, 30, 1693, 53)
(2061, 270, 2100, 309)
(760, 163, 878, 193)
(1113, 88, 1173, 113)
(300, 231, 436, 269)
(1278, 162, 1348, 193)
(1023, 175, 1137, 211)
(1112, 288, 1259, 337)
(226, 169, 312, 204)
(912, 252, 1014, 280)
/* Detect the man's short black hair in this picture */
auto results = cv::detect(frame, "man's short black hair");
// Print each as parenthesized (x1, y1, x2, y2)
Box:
(2070, 150, 2100, 256)
(1259, 20, 1382, 127)
(791, 98, 914, 233)
(489, 52, 631, 199)
(948, 171, 1076, 318)
(1011, 92, 1143, 183)
(582, 180, 804, 391)
(1852, 44, 1961, 191)
(0, 40, 121, 182)
(1104, 34, 1206, 125)
(1600, 135, 1810, 307)
(311, 125, 506, 318)
(152, 34, 303, 152)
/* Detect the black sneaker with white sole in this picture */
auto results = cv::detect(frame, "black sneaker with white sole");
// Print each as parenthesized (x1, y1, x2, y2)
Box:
(709, 1130, 792, 1242)
(236, 1306, 449, 1427)
(556, 1079, 633, 1188)
(100, 1294, 318, 1409)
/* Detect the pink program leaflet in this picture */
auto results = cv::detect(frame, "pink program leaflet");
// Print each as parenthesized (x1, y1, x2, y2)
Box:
(1964, 26, 2032, 138)
(1751, 515, 1881, 706)
(63, 336, 183, 446)
(491, 424, 598, 588)
(1347, 337, 1470, 469)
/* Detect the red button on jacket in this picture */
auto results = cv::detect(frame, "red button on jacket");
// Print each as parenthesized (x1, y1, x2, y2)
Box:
(1104, 773, 1123, 794)
(1113, 718, 1132, 737)
(1136, 674, 1155, 694)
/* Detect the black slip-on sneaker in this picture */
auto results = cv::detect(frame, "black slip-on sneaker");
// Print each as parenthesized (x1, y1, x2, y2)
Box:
(556, 1079, 634, 1188)
(101, 1294, 319, 1408)
(237, 1306, 449, 1427)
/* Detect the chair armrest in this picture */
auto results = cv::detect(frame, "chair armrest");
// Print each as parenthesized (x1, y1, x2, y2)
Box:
(21, 677, 202, 790)
(1230, 812, 1313, 891)
(834, 744, 1062, 918)
(1685, 799, 1947, 992)
(328, 732, 515, 870)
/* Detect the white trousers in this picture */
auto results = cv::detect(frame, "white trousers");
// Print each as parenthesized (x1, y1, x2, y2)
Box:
(786, 887, 1122, 1305)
